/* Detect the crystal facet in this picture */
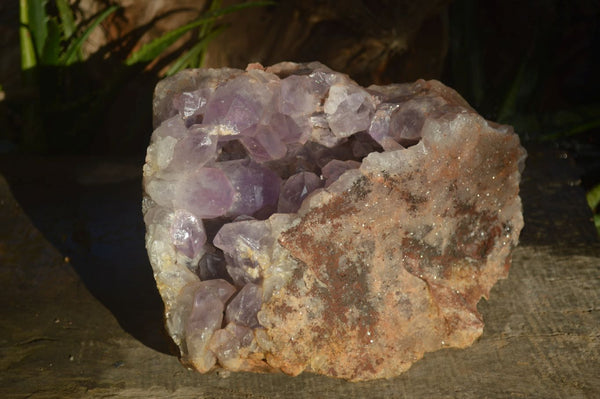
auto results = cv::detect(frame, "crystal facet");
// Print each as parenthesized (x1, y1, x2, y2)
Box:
(143, 62, 526, 381)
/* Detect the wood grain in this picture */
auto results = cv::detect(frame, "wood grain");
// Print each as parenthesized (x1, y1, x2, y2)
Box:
(1, 146, 598, 398)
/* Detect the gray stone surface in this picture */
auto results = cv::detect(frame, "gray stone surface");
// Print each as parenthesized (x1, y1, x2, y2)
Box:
(0, 147, 599, 397)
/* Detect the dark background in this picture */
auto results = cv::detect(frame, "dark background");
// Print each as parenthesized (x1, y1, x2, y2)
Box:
(1, 1, 598, 168)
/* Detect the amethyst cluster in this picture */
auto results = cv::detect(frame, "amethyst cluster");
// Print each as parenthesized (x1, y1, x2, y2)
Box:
(143, 62, 525, 380)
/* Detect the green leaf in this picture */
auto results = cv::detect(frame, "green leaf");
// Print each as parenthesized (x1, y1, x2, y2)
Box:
(199, 0, 222, 38)
(165, 41, 206, 76)
(193, 0, 223, 67)
(540, 103, 600, 141)
(126, 1, 273, 66)
(497, 36, 541, 125)
(19, 0, 37, 70)
(41, 17, 61, 65)
(547, 118, 600, 141)
(165, 26, 226, 76)
(125, 24, 194, 66)
(497, 58, 527, 124)
(56, 0, 76, 40)
(586, 183, 600, 212)
(27, 0, 49, 58)
(61, 5, 120, 65)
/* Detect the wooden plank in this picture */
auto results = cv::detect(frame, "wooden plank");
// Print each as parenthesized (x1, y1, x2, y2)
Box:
(1, 146, 599, 398)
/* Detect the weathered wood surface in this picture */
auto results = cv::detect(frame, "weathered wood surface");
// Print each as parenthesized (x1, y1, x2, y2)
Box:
(0, 145, 599, 398)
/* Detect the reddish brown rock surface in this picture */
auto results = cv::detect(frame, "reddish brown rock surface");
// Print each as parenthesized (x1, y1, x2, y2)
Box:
(261, 116, 524, 380)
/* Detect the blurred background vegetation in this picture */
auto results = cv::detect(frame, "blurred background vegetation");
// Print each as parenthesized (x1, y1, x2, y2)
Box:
(4, 0, 270, 154)
(0, 0, 598, 230)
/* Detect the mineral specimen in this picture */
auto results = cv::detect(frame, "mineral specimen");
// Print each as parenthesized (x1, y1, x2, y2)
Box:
(143, 61, 526, 381)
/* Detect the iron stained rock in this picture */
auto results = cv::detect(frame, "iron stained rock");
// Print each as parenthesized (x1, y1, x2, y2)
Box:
(143, 61, 525, 381)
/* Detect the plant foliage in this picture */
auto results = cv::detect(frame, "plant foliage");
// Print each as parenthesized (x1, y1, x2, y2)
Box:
(125, 0, 273, 74)
(13, 0, 273, 153)
(20, 0, 119, 70)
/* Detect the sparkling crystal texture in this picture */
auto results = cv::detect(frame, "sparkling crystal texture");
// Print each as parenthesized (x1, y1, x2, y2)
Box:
(143, 62, 526, 381)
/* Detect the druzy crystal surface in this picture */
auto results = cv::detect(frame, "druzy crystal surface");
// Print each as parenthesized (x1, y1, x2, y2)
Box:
(143, 62, 526, 381)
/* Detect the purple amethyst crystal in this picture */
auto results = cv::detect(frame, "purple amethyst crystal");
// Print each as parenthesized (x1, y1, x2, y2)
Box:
(174, 168, 234, 218)
(172, 88, 211, 126)
(321, 159, 361, 187)
(168, 125, 217, 171)
(277, 171, 323, 213)
(225, 283, 263, 328)
(143, 62, 526, 381)
(183, 279, 236, 371)
(171, 209, 206, 259)
(212, 219, 272, 286)
(216, 158, 281, 217)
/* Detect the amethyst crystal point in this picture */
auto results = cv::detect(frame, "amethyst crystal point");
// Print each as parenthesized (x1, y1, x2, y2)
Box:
(171, 209, 206, 259)
(225, 283, 263, 328)
(217, 158, 281, 217)
(184, 279, 236, 371)
(278, 171, 323, 213)
(321, 159, 361, 188)
(143, 62, 526, 381)
(167, 125, 217, 171)
(213, 219, 272, 286)
(174, 168, 234, 218)
(324, 82, 375, 137)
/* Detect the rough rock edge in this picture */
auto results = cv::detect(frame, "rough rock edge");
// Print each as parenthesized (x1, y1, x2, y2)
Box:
(143, 62, 526, 381)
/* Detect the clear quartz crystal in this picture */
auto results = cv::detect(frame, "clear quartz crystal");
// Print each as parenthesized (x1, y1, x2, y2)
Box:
(171, 209, 206, 259)
(143, 62, 526, 381)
